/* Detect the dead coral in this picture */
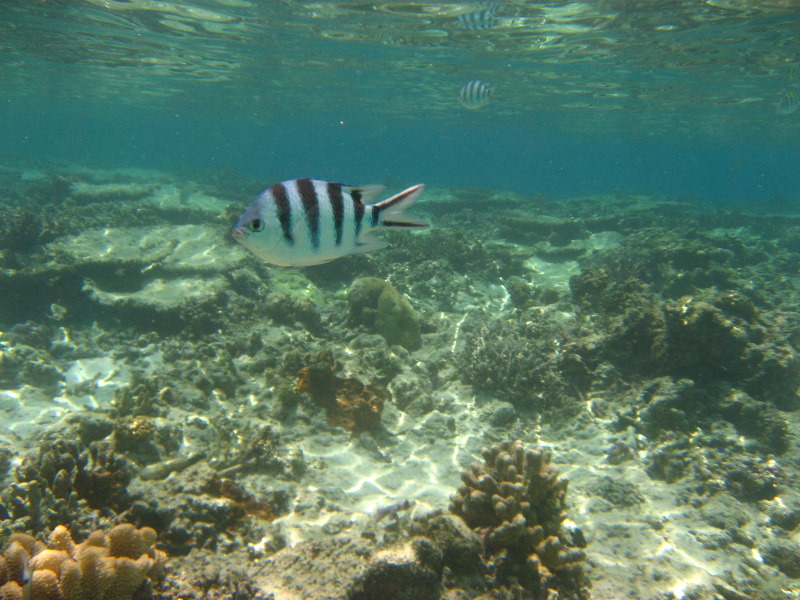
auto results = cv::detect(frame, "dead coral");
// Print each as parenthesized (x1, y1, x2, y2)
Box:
(209, 424, 294, 478)
(110, 372, 173, 418)
(295, 351, 387, 432)
(202, 474, 284, 522)
(0, 524, 165, 600)
(450, 440, 589, 600)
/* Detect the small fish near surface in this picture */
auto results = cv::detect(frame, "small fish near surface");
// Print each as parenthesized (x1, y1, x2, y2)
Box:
(776, 89, 799, 115)
(457, 2, 499, 30)
(233, 178, 426, 267)
(458, 79, 495, 110)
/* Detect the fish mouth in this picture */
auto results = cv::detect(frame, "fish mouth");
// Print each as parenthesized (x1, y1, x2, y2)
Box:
(232, 227, 247, 241)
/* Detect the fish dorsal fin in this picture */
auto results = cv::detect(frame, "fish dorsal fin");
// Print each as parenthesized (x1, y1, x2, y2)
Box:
(343, 184, 384, 205)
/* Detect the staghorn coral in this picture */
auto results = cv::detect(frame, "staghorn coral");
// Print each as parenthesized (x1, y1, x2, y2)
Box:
(295, 351, 387, 433)
(458, 310, 588, 411)
(449, 440, 588, 600)
(0, 525, 165, 600)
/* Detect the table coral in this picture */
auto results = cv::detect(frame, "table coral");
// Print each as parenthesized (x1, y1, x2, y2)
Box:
(449, 440, 589, 600)
(0, 524, 165, 600)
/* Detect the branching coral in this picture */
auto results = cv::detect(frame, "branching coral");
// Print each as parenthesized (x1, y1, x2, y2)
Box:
(0, 524, 166, 600)
(1, 440, 133, 533)
(450, 440, 588, 599)
(459, 311, 583, 410)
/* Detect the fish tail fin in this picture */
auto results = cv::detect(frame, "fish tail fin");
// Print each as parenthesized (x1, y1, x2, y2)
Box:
(370, 184, 427, 229)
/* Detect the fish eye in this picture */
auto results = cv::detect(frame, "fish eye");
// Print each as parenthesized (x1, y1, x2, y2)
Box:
(249, 218, 265, 232)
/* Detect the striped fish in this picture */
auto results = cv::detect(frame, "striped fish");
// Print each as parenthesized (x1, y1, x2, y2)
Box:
(232, 178, 426, 267)
(457, 3, 499, 30)
(777, 89, 799, 115)
(458, 79, 495, 110)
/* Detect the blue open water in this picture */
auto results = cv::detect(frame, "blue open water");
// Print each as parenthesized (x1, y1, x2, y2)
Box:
(2, 1, 799, 205)
(5, 97, 800, 203)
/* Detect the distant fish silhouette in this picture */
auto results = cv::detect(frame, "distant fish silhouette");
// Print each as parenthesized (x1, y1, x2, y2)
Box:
(458, 79, 495, 110)
(458, 3, 499, 30)
(777, 89, 799, 115)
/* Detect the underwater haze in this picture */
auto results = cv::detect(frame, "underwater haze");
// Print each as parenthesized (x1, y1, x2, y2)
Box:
(3, 2, 800, 600)
(2, 0, 800, 201)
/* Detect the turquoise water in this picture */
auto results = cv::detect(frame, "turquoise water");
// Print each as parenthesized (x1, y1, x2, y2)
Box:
(4, 4, 800, 599)
(3, 0, 800, 202)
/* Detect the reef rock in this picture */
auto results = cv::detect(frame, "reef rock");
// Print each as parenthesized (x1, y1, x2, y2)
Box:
(348, 277, 422, 350)
(349, 538, 443, 600)
(256, 535, 443, 600)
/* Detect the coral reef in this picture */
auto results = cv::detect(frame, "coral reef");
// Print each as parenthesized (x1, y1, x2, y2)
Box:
(295, 351, 387, 432)
(0, 323, 64, 391)
(4, 165, 800, 600)
(458, 309, 587, 411)
(383, 228, 503, 280)
(619, 376, 790, 455)
(348, 277, 422, 350)
(348, 538, 443, 600)
(449, 440, 588, 599)
(1, 440, 133, 534)
(0, 524, 165, 600)
(262, 291, 326, 336)
(202, 475, 281, 522)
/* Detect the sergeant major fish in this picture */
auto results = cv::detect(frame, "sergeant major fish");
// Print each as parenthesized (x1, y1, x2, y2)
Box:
(457, 2, 499, 30)
(233, 178, 426, 266)
(459, 79, 495, 109)
(777, 89, 799, 115)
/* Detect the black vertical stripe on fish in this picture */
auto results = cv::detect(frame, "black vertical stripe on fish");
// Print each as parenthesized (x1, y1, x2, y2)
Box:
(458, 6, 497, 30)
(327, 182, 345, 246)
(297, 178, 320, 250)
(459, 79, 494, 109)
(353, 196, 365, 239)
(371, 206, 380, 227)
(272, 182, 293, 244)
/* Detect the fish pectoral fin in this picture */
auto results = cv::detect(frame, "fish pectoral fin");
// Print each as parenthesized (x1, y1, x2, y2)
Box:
(353, 231, 388, 254)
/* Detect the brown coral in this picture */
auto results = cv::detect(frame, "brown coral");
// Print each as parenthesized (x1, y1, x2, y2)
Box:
(203, 474, 280, 522)
(0, 524, 166, 600)
(296, 351, 386, 432)
(450, 440, 588, 600)
(0, 581, 23, 600)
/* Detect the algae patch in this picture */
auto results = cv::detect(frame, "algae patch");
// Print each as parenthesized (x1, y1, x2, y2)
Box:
(348, 277, 422, 350)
